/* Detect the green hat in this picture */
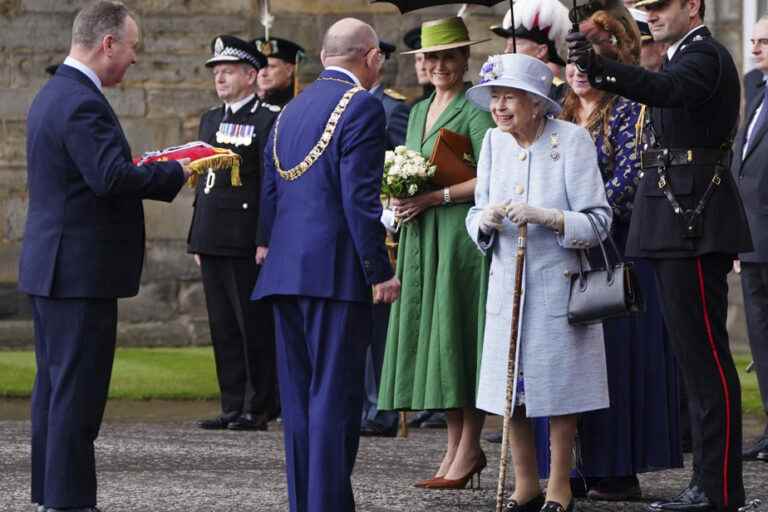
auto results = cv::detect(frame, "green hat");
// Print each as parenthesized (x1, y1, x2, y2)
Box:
(401, 17, 489, 55)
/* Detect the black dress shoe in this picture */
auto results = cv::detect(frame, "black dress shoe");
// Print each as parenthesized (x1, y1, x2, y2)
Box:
(196, 414, 238, 430)
(407, 410, 438, 428)
(647, 485, 714, 511)
(506, 493, 545, 511)
(484, 431, 503, 443)
(540, 499, 575, 512)
(360, 421, 397, 437)
(743, 434, 768, 460)
(587, 475, 642, 501)
(227, 413, 268, 431)
(421, 411, 447, 428)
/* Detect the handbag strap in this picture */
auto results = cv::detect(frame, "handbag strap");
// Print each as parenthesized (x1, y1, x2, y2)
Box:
(575, 213, 611, 283)
(591, 214, 625, 265)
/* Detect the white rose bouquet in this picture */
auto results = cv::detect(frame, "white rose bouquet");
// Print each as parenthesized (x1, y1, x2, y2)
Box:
(381, 145, 436, 199)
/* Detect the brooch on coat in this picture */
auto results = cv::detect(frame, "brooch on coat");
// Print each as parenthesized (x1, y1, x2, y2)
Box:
(550, 132, 560, 161)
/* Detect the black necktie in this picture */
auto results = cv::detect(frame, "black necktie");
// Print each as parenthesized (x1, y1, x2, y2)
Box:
(223, 106, 233, 122)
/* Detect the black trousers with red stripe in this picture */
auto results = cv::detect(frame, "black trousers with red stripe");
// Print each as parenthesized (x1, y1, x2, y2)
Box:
(653, 255, 745, 511)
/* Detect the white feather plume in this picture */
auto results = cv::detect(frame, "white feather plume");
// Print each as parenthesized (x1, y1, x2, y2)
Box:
(502, 0, 570, 46)
(260, 0, 274, 40)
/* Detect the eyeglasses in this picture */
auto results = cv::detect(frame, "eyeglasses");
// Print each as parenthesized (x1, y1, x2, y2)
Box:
(751, 38, 768, 48)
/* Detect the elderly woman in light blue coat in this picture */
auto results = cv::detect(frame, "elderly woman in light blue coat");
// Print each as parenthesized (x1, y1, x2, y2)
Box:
(465, 54, 612, 512)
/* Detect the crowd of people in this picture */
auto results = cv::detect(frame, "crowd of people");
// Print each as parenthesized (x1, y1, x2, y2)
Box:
(19, 1, 768, 512)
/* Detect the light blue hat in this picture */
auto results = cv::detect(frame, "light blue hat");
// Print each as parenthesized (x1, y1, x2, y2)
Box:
(466, 53, 561, 115)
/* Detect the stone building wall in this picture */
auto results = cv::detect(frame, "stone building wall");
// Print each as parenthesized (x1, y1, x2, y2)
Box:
(0, 0, 750, 349)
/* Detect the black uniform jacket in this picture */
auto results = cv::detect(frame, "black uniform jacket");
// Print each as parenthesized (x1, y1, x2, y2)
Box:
(589, 26, 752, 258)
(187, 96, 278, 257)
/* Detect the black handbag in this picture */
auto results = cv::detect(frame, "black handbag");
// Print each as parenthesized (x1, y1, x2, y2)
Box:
(567, 214, 645, 325)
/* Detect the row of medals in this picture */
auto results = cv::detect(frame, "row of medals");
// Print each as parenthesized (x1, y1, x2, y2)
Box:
(216, 122, 254, 147)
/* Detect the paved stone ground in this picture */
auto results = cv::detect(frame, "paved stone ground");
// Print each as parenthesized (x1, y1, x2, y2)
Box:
(1, 412, 767, 512)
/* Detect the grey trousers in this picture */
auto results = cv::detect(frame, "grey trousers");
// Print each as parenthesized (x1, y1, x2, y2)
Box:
(740, 262, 768, 414)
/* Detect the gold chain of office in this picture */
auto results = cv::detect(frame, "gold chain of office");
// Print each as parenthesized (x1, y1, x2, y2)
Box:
(273, 78, 365, 181)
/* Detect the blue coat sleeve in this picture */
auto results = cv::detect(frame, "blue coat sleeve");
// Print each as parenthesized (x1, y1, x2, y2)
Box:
(63, 97, 185, 201)
(257, 125, 277, 247)
(339, 94, 394, 285)
(605, 100, 642, 222)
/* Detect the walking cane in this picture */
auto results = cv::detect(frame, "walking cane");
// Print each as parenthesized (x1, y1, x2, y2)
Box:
(495, 223, 528, 512)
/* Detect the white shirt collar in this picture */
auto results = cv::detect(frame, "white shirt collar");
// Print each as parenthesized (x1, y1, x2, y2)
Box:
(369, 83, 382, 94)
(666, 24, 706, 61)
(63, 56, 102, 92)
(324, 66, 362, 86)
(226, 93, 256, 115)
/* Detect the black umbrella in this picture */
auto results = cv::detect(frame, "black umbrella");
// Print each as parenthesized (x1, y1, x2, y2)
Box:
(370, 0, 582, 54)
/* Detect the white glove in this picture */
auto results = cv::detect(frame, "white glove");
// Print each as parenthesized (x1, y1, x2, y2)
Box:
(479, 204, 507, 235)
(505, 203, 564, 231)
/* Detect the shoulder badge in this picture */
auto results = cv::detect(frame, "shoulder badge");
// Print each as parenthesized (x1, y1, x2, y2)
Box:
(552, 76, 565, 87)
(262, 102, 282, 112)
(384, 88, 407, 102)
(208, 105, 220, 111)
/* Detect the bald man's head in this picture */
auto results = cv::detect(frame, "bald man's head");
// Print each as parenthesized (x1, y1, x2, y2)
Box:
(320, 18, 381, 89)
(322, 18, 378, 64)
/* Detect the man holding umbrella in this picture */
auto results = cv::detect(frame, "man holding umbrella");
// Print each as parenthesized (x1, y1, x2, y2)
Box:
(568, 1, 751, 511)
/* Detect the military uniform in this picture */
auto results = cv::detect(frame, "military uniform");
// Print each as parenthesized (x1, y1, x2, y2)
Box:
(189, 36, 280, 430)
(574, 23, 751, 512)
(252, 36, 305, 108)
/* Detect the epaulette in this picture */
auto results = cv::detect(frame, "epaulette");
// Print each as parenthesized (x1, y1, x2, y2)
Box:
(384, 88, 407, 102)
(208, 105, 220, 111)
(261, 102, 282, 112)
(552, 76, 565, 87)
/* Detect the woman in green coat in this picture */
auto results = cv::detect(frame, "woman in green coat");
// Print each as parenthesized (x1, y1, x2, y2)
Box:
(377, 17, 494, 489)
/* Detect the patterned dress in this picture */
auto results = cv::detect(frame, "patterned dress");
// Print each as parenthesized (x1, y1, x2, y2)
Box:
(538, 97, 683, 477)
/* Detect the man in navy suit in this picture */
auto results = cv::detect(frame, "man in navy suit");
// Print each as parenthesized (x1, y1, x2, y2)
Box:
(20, 2, 188, 511)
(252, 18, 400, 512)
(734, 15, 768, 465)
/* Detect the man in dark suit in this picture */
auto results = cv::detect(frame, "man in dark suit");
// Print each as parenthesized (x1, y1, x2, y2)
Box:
(359, 40, 410, 438)
(744, 68, 764, 108)
(20, 2, 188, 511)
(189, 36, 280, 432)
(569, 0, 752, 510)
(252, 18, 400, 512)
(733, 16, 768, 464)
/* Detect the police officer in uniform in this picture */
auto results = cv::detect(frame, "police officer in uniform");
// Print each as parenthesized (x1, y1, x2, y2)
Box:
(252, 36, 305, 108)
(191, 35, 280, 432)
(568, 1, 751, 510)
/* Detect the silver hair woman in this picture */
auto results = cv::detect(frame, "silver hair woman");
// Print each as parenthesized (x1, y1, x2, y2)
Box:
(465, 53, 612, 512)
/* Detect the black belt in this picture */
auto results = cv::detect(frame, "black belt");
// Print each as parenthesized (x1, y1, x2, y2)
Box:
(642, 147, 730, 239)
(640, 148, 726, 169)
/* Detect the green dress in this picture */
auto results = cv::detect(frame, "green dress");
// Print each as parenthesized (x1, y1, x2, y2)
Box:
(378, 86, 494, 411)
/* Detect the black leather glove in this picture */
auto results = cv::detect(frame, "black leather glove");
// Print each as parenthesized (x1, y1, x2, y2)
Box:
(566, 30, 594, 73)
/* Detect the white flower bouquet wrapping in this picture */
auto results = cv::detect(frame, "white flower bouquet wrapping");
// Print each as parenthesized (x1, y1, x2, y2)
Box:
(381, 145, 437, 199)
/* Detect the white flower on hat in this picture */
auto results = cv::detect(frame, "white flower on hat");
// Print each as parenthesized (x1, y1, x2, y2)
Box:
(479, 56, 501, 84)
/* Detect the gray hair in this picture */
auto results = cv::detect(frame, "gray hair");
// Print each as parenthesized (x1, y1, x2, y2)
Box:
(524, 91, 549, 117)
(71, 1, 133, 48)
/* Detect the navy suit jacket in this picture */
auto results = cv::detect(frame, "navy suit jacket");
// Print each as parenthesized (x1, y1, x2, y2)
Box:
(19, 65, 186, 298)
(252, 69, 393, 303)
(370, 85, 411, 150)
(733, 78, 768, 263)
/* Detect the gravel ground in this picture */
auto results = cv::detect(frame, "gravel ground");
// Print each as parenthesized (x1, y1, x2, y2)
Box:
(1, 415, 766, 512)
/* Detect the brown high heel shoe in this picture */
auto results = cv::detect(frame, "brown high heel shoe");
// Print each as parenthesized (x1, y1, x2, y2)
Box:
(425, 451, 487, 490)
(414, 476, 445, 488)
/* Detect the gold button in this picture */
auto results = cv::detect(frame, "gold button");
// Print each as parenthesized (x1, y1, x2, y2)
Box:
(515, 184, 524, 195)
(518, 152, 527, 161)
